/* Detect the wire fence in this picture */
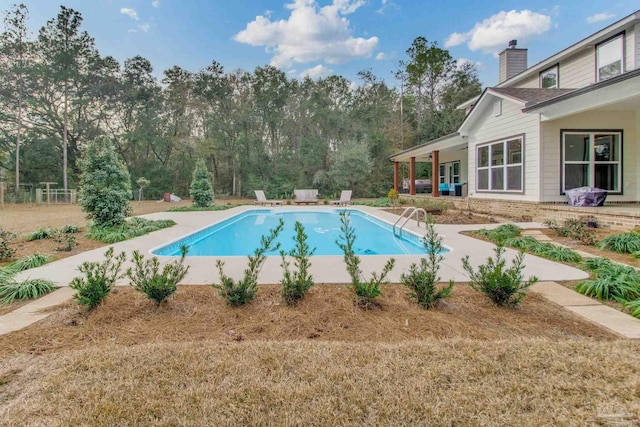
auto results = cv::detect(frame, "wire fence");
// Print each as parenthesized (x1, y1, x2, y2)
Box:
(1, 183, 77, 205)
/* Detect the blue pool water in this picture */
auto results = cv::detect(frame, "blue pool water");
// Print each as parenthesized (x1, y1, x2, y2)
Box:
(153, 209, 447, 256)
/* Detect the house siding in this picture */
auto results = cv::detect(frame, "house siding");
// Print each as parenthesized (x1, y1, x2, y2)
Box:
(540, 110, 638, 202)
(467, 98, 540, 201)
(634, 23, 640, 68)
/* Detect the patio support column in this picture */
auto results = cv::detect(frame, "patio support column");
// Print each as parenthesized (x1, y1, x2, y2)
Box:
(409, 157, 416, 195)
(432, 150, 440, 198)
(393, 161, 399, 192)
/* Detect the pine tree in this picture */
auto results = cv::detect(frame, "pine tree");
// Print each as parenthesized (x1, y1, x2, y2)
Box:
(190, 159, 214, 207)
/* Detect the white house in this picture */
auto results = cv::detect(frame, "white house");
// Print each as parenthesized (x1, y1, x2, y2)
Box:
(391, 10, 640, 223)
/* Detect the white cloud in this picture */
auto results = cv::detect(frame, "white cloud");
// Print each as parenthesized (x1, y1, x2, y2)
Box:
(586, 12, 615, 24)
(376, 0, 397, 15)
(300, 64, 333, 79)
(128, 29, 137, 33)
(444, 10, 551, 54)
(138, 23, 151, 32)
(444, 32, 466, 48)
(234, 0, 378, 68)
(375, 52, 391, 60)
(120, 8, 139, 20)
(151, 0, 160, 7)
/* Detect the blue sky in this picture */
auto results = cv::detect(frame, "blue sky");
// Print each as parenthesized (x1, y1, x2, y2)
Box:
(1, 0, 638, 87)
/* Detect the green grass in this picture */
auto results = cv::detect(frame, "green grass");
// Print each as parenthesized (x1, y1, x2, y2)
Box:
(167, 204, 232, 212)
(86, 218, 176, 244)
(530, 243, 582, 263)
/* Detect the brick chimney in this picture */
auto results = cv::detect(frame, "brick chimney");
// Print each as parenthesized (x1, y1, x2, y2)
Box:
(499, 40, 527, 83)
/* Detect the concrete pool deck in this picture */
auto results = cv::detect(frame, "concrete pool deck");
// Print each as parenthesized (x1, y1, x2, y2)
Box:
(15, 205, 589, 286)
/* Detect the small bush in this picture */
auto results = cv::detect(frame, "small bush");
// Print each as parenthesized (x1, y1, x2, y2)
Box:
(462, 245, 538, 307)
(280, 221, 315, 306)
(86, 218, 175, 243)
(387, 189, 400, 209)
(214, 219, 284, 306)
(474, 224, 521, 244)
(531, 243, 582, 263)
(544, 219, 596, 245)
(52, 230, 78, 252)
(27, 227, 53, 241)
(575, 258, 640, 301)
(60, 225, 80, 234)
(126, 246, 189, 305)
(190, 158, 214, 207)
(0, 278, 59, 305)
(503, 236, 539, 251)
(70, 247, 126, 310)
(598, 232, 640, 254)
(336, 211, 395, 307)
(8, 253, 49, 271)
(623, 298, 640, 319)
(401, 220, 453, 309)
(0, 227, 17, 261)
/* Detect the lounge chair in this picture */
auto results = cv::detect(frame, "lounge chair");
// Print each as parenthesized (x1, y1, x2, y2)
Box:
(330, 190, 352, 206)
(254, 190, 282, 206)
(293, 189, 319, 205)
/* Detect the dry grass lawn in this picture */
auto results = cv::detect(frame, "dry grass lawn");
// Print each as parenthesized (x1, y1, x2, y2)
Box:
(1, 339, 639, 426)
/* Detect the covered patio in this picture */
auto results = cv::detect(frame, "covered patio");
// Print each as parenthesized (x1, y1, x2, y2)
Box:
(389, 132, 468, 197)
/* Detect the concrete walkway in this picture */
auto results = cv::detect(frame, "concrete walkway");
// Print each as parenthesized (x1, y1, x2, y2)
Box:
(1, 206, 638, 338)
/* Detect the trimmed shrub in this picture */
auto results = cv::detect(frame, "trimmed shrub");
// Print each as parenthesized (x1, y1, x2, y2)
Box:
(401, 220, 453, 309)
(0, 227, 16, 261)
(214, 219, 284, 306)
(280, 221, 315, 306)
(70, 247, 126, 310)
(126, 246, 189, 305)
(79, 137, 132, 227)
(462, 245, 538, 307)
(336, 211, 395, 307)
(190, 159, 214, 207)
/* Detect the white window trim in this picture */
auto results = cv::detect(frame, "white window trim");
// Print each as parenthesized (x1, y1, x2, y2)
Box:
(493, 100, 502, 117)
(596, 34, 625, 82)
(561, 131, 622, 194)
(539, 65, 559, 88)
(476, 137, 524, 193)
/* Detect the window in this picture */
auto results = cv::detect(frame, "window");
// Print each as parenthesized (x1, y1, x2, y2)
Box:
(476, 137, 523, 192)
(562, 131, 622, 193)
(596, 34, 624, 81)
(439, 164, 446, 184)
(493, 100, 502, 116)
(540, 65, 558, 88)
(439, 161, 460, 185)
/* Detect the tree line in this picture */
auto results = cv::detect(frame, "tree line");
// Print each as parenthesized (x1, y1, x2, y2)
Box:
(0, 4, 481, 200)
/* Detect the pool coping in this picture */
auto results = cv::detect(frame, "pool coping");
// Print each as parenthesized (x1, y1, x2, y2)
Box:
(15, 205, 589, 286)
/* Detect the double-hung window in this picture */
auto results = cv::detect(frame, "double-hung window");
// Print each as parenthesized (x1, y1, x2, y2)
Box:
(596, 34, 624, 81)
(540, 65, 559, 88)
(476, 136, 523, 192)
(562, 131, 622, 193)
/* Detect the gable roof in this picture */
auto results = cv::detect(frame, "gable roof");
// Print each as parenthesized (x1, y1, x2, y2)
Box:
(490, 88, 576, 108)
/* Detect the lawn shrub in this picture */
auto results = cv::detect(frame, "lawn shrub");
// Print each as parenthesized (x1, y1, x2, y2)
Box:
(126, 246, 189, 305)
(86, 218, 176, 243)
(544, 219, 596, 246)
(576, 258, 640, 301)
(462, 245, 538, 307)
(52, 230, 77, 252)
(598, 232, 640, 254)
(27, 227, 53, 241)
(79, 137, 132, 227)
(474, 224, 521, 244)
(190, 159, 214, 207)
(337, 211, 395, 307)
(0, 227, 16, 261)
(401, 220, 453, 309)
(70, 247, 126, 310)
(0, 278, 59, 305)
(60, 225, 80, 234)
(531, 243, 582, 263)
(503, 236, 539, 251)
(214, 219, 284, 306)
(623, 298, 640, 319)
(280, 221, 315, 306)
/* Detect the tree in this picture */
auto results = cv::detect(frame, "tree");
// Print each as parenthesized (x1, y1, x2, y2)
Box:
(190, 158, 213, 207)
(79, 137, 132, 227)
(36, 6, 98, 192)
(329, 140, 373, 196)
(0, 4, 30, 195)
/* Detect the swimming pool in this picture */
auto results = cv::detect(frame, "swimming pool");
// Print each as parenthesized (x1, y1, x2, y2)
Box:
(153, 208, 446, 257)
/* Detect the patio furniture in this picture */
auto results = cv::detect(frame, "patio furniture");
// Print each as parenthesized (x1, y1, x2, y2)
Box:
(254, 190, 283, 206)
(330, 190, 352, 206)
(401, 179, 432, 193)
(293, 189, 319, 205)
(438, 183, 450, 195)
(565, 187, 608, 207)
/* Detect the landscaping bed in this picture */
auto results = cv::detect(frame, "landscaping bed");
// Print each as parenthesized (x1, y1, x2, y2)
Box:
(383, 208, 496, 224)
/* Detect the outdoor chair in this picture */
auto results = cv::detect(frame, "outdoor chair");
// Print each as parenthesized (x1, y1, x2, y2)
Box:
(330, 190, 352, 206)
(254, 190, 283, 206)
(293, 189, 319, 204)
